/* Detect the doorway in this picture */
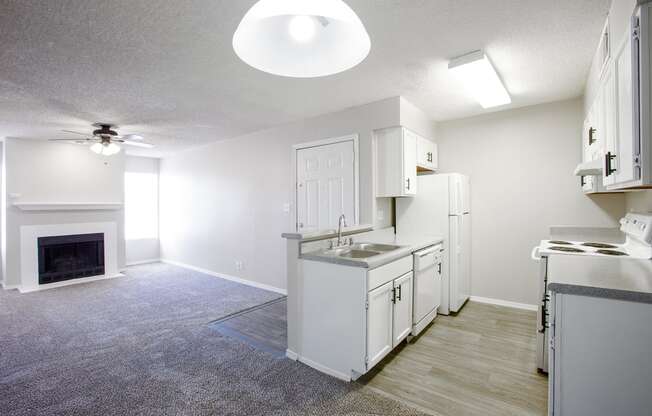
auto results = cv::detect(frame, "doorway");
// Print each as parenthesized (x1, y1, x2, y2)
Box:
(294, 135, 359, 232)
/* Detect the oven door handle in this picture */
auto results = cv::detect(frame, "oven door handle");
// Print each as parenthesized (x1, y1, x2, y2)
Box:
(531, 246, 541, 261)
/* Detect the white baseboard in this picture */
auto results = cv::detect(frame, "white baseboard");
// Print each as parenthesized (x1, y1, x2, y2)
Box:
(285, 349, 299, 360)
(18, 273, 125, 293)
(470, 296, 537, 311)
(126, 258, 161, 266)
(160, 259, 287, 296)
(1, 281, 19, 290)
(297, 355, 351, 382)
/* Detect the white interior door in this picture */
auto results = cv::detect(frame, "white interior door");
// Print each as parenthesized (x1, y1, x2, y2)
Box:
(366, 280, 394, 369)
(296, 140, 355, 232)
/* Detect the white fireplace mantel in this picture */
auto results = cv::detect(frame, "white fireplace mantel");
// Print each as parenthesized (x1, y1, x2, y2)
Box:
(13, 202, 123, 211)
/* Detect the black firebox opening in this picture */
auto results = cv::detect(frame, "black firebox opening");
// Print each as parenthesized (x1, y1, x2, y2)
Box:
(38, 233, 105, 285)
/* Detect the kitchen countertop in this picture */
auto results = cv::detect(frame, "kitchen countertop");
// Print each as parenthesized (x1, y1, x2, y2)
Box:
(281, 224, 374, 242)
(547, 255, 652, 304)
(300, 234, 444, 269)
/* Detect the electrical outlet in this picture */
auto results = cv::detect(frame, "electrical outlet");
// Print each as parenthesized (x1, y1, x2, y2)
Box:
(235, 260, 243, 271)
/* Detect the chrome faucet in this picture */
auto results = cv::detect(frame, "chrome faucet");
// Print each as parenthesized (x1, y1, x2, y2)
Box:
(336, 214, 347, 247)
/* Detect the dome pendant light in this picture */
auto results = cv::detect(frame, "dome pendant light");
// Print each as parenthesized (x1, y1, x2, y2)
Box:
(232, 0, 371, 78)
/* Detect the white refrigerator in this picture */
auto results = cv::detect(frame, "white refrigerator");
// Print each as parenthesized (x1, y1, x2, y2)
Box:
(396, 173, 471, 315)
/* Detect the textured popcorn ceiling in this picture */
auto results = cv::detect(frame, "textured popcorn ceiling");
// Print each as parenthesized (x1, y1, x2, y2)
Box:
(0, 0, 610, 156)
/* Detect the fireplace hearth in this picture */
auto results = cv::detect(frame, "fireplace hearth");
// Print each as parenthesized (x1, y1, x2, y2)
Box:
(38, 233, 105, 285)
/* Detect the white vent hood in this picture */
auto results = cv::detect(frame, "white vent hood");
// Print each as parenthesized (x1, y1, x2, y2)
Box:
(574, 159, 603, 176)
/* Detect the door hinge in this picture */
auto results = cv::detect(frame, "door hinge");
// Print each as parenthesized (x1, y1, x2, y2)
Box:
(365, 300, 369, 310)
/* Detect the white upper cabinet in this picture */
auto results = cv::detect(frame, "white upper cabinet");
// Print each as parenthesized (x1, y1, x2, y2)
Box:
(602, 62, 618, 187)
(415, 132, 438, 171)
(375, 126, 436, 197)
(613, 28, 637, 185)
(595, 4, 652, 190)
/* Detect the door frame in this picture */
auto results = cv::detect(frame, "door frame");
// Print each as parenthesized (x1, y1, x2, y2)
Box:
(291, 134, 360, 232)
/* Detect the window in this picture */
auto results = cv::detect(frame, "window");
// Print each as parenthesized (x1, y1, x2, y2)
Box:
(125, 171, 158, 240)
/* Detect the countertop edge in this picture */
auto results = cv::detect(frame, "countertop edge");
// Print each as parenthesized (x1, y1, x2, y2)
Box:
(548, 283, 652, 304)
(299, 236, 445, 269)
(281, 225, 374, 242)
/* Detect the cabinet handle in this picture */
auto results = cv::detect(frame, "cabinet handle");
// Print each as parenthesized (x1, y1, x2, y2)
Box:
(605, 151, 617, 176)
(437, 263, 442, 274)
(580, 176, 586, 187)
(391, 287, 397, 304)
(588, 127, 596, 145)
(426, 152, 432, 162)
(397, 284, 402, 301)
(406, 178, 411, 190)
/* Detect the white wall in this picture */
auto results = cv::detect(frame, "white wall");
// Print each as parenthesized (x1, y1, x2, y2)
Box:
(125, 156, 160, 265)
(1, 138, 125, 287)
(159, 97, 435, 292)
(399, 97, 437, 141)
(626, 191, 652, 212)
(437, 99, 626, 306)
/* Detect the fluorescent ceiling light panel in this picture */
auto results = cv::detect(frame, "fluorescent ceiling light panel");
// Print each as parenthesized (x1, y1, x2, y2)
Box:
(232, 0, 370, 78)
(448, 51, 511, 108)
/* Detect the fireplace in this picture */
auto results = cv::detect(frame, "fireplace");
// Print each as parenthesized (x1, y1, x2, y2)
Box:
(38, 233, 105, 285)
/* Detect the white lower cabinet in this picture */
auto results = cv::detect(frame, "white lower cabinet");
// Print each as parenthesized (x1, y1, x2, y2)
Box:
(366, 271, 414, 369)
(366, 280, 394, 369)
(298, 256, 414, 380)
(547, 292, 652, 415)
(392, 272, 413, 345)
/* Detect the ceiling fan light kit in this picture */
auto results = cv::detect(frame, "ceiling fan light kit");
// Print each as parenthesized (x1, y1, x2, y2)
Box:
(90, 141, 121, 156)
(232, 0, 371, 78)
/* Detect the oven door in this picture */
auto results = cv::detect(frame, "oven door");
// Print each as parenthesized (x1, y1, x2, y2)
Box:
(534, 252, 549, 373)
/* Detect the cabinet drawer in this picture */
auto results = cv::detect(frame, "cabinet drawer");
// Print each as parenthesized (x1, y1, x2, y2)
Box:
(368, 256, 412, 291)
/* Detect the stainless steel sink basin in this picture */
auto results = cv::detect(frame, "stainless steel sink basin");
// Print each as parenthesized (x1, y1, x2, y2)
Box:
(351, 243, 401, 252)
(324, 247, 382, 259)
(338, 249, 382, 259)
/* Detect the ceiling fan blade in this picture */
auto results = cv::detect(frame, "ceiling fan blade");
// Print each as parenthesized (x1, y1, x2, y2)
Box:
(122, 140, 154, 148)
(61, 129, 90, 136)
(121, 134, 144, 141)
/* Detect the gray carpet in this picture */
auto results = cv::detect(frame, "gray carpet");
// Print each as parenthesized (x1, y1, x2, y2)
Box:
(0, 263, 426, 415)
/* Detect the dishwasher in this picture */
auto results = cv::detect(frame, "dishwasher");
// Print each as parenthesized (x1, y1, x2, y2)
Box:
(411, 244, 443, 337)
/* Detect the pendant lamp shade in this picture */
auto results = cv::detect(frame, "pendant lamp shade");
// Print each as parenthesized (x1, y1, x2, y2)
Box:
(233, 0, 371, 78)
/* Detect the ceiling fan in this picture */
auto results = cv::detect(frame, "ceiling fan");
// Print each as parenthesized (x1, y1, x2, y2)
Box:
(49, 123, 154, 155)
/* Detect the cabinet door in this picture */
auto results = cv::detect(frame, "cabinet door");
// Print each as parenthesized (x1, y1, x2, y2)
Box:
(403, 130, 418, 195)
(602, 63, 618, 186)
(392, 272, 413, 347)
(416, 135, 436, 171)
(614, 30, 638, 185)
(366, 280, 394, 369)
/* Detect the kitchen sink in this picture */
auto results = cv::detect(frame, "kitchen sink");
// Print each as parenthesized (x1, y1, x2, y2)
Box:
(351, 243, 400, 252)
(338, 249, 382, 259)
(324, 247, 383, 259)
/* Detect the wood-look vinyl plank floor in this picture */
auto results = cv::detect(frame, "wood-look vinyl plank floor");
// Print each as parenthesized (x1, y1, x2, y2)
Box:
(210, 297, 288, 358)
(358, 301, 548, 416)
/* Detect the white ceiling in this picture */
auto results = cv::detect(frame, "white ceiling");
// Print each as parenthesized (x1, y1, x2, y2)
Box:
(0, 0, 611, 156)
